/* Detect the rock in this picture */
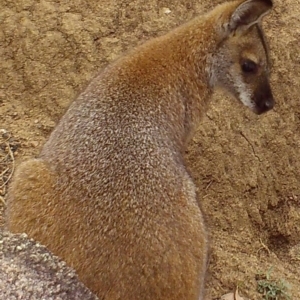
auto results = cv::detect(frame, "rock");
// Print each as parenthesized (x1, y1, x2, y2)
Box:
(0, 230, 99, 300)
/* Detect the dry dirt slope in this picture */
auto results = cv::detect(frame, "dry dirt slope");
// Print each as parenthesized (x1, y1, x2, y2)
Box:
(1, 0, 300, 299)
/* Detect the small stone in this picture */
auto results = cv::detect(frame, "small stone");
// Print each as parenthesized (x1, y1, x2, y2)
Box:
(162, 7, 171, 14)
(31, 141, 39, 148)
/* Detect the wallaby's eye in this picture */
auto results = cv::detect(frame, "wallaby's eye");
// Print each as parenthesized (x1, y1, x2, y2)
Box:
(241, 60, 258, 73)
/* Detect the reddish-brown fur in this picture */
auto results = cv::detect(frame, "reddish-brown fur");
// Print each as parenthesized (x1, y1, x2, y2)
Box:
(6, 1, 273, 299)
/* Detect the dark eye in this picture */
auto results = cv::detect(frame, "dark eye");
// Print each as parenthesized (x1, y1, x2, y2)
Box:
(241, 60, 258, 73)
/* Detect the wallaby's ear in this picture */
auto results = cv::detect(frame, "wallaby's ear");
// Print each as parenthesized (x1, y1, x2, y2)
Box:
(229, 0, 273, 32)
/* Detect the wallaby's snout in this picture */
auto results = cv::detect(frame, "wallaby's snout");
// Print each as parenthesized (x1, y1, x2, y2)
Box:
(253, 78, 274, 114)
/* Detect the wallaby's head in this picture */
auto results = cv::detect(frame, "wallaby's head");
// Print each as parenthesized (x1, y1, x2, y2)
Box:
(210, 0, 274, 115)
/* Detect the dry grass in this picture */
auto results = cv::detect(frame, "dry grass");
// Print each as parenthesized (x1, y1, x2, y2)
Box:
(0, 129, 18, 225)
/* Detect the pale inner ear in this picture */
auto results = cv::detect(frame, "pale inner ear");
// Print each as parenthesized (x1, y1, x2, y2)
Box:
(239, 9, 271, 30)
(230, 0, 272, 32)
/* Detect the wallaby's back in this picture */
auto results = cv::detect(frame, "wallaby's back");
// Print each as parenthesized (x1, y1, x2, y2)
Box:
(6, 0, 274, 299)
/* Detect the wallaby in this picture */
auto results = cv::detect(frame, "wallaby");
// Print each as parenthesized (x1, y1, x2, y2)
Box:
(6, 0, 274, 299)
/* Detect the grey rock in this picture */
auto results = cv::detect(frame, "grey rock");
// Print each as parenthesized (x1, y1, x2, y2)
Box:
(0, 230, 99, 300)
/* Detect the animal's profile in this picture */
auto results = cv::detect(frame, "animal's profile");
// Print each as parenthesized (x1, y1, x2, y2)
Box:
(6, 0, 274, 299)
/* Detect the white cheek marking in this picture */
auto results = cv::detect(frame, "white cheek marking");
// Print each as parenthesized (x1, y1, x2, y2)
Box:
(234, 76, 255, 110)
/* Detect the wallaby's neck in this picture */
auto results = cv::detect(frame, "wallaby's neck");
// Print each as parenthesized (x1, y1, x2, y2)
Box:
(155, 14, 222, 143)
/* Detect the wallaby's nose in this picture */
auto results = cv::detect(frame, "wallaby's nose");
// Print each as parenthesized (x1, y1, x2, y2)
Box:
(263, 98, 274, 110)
(255, 97, 274, 115)
(254, 79, 275, 114)
(256, 98, 274, 114)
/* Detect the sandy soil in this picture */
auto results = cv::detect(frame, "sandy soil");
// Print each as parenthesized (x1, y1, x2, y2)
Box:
(1, 0, 299, 299)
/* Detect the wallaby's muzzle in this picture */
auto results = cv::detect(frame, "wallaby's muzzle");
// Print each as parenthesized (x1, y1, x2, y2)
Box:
(253, 79, 274, 114)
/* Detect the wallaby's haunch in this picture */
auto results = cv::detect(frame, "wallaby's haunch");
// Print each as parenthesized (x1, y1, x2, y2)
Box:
(6, 0, 274, 299)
